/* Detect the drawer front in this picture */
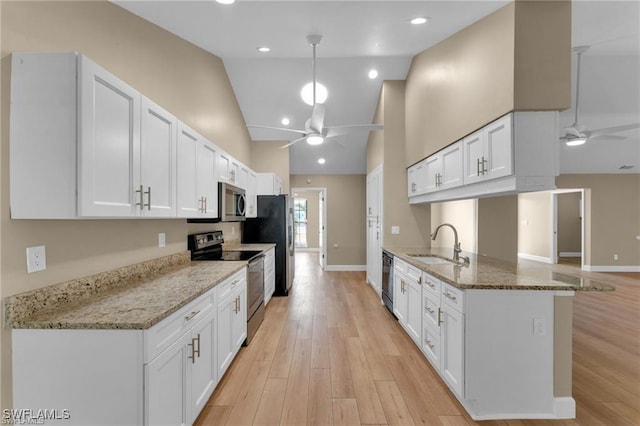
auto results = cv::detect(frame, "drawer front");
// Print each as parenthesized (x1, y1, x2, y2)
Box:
(422, 323, 441, 368)
(406, 263, 422, 283)
(144, 288, 216, 363)
(423, 292, 440, 329)
(264, 250, 275, 277)
(216, 269, 246, 304)
(422, 272, 440, 297)
(441, 283, 464, 312)
(394, 258, 408, 274)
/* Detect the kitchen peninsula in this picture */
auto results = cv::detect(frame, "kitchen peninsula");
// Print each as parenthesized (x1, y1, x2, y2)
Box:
(383, 246, 614, 420)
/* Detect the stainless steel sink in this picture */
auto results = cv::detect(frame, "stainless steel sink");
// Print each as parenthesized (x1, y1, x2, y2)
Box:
(407, 254, 455, 265)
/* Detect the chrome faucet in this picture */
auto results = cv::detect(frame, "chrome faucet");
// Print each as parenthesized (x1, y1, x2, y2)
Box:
(430, 223, 470, 264)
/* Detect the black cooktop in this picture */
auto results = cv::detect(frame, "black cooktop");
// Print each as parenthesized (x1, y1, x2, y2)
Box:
(218, 250, 262, 261)
(189, 231, 263, 262)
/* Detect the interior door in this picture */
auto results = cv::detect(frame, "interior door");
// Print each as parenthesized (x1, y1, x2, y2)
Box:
(318, 191, 326, 270)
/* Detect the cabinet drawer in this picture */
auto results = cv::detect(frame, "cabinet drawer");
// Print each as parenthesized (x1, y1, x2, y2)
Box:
(394, 258, 408, 274)
(441, 283, 464, 312)
(423, 292, 440, 329)
(406, 263, 422, 283)
(422, 323, 441, 367)
(216, 269, 246, 304)
(145, 288, 215, 363)
(422, 272, 440, 297)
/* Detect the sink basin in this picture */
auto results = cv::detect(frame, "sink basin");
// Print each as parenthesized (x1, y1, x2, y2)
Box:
(407, 254, 455, 265)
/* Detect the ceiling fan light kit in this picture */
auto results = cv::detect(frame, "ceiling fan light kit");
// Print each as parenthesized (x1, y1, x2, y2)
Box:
(565, 138, 587, 147)
(247, 34, 384, 148)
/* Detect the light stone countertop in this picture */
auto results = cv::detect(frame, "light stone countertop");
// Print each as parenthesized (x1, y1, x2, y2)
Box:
(384, 246, 615, 292)
(5, 244, 275, 330)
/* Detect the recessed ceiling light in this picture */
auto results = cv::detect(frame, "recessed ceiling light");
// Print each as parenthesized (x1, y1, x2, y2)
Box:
(216, 0, 235, 4)
(307, 135, 324, 145)
(281, 117, 290, 126)
(368, 69, 379, 79)
(318, 158, 326, 165)
(301, 82, 328, 106)
(257, 46, 270, 53)
(410, 17, 428, 25)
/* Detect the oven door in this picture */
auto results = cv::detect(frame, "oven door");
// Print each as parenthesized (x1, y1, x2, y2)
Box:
(219, 182, 246, 222)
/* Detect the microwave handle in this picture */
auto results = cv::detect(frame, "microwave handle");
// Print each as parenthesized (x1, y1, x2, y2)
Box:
(237, 194, 246, 216)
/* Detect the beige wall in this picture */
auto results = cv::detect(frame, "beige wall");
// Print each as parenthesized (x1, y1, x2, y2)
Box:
(518, 191, 552, 259)
(558, 174, 640, 267)
(379, 81, 430, 247)
(251, 140, 291, 195)
(557, 192, 582, 254)
(290, 175, 365, 266)
(366, 86, 384, 173)
(405, 1, 570, 166)
(293, 190, 320, 249)
(430, 200, 476, 253)
(1, 1, 251, 409)
(477, 195, 518, 263)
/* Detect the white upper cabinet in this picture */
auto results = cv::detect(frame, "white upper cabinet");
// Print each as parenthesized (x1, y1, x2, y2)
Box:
(257, 173, 283, 196)
(246, 171, 258, 218)
(237, 166, 249, 190)
(409, 112, 557, 204)
(177, 122, 218, 219)
(139, 97, 178, 217)
(366, 169, 381, 217)
(463, 114, 512, 185)
(217, 152, 240, 186)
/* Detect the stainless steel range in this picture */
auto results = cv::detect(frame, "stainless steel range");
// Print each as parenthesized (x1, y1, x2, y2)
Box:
(188, 231, 265, 345)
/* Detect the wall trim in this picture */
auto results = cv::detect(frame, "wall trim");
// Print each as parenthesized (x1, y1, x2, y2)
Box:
(583, 265, 640, 272)
(325, 265, 366, 272)
(518, 253, 553, 264)
(553, 397, 576, 419)
(559, 252, 581, 258)
(295, 247, 320, 253)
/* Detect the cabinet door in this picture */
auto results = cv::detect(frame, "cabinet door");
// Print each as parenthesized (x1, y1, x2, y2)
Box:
(140, 97, 177, 217)
(393, 271, 408, 324)
(216, 296, 234, 379)
(423, 155, 442, 193)
(79, 56, 140, 217)
(145, 334, 188, 426)
(485, 114, 513, 180)
(186, 311, 217, 425)
(367, 171, 380, 217)
(217, 152, 231, 183)
(440, 142, 463, 189)
(407, 164, 418, 197)
(422, 323, 441, 369)
(197, 141, 218, 218)
(232, 286, 248, 350)
(237, 167, 249, 190)
(405, 280, 422, 346)
(462, 130, 484, 185)
(246, 171, 258, 218)
(176, 123, 200, 217)
(441, 304, 464, 397)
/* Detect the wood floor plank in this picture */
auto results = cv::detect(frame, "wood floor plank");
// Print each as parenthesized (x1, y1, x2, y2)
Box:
(307, 369, 334, 426)
(194, 405, 232, 426)
(375, 380, 416, 426)
(252, 378, 287, 426)
(224, 360, 272, 425)
(280, 338, 312, 425)
(310, 314, 330, 369)
(332, 398, 362, 426)
(268, 320, 300, 379)
(328, 326, 356, 398)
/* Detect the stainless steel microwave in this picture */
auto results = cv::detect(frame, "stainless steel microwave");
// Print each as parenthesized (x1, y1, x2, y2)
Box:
(219, 182, 246, 222)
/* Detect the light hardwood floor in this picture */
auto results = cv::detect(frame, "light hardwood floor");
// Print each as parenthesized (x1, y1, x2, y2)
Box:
(196, 253, 640, 426)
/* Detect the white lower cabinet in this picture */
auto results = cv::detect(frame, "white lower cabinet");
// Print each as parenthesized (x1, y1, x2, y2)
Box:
(393, 258, 422, 347)
(440, 302, 464, 397)
(12, 268, 248, 426)
(264, 248, 276, 306)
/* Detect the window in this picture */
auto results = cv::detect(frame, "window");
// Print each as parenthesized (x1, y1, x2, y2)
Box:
(293, 198, 307, 248)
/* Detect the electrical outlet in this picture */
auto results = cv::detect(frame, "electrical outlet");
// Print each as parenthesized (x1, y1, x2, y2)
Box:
(533, 318, 546, 337)
(158, 233, 166, 248)
(26, 246, 47, 273)
(614, 254, 619, 261)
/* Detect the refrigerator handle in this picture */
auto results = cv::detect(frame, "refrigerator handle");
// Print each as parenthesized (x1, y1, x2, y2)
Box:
(288, 211, 294, 253)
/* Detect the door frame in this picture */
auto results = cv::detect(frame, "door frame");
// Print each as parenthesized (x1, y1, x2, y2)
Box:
(551, 189, 585, 270)
(291, 187, 328, 270)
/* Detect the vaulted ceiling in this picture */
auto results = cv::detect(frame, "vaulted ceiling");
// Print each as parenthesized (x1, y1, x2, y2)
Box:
(115, 1, 639, 175)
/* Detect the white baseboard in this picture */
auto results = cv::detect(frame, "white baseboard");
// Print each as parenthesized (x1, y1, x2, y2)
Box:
(295, 247, 320, 252)
(553, 397, 576, 419)
(466, 396, 576, 421)
(559, 252, 581, 258)
(518, 253, 553, 264)
(325, 265, 366, 272)
(583, 265, 640, 272)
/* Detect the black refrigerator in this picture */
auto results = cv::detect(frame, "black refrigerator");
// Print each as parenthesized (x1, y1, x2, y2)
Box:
(242, 195, 295, 296)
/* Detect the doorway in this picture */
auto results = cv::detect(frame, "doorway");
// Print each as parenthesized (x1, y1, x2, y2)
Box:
(552, 189, 586, 270)
(292, 187, 327, 270)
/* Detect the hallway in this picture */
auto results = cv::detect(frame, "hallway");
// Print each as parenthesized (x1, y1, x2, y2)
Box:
(196, 252, 639, 425)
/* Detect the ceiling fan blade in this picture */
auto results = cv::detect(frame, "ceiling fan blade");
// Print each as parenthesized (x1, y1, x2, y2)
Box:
(587, 123, 640, 137)
(588, 134, 627, 141)
(280, 136, 307, 149)
(247, 125, 306, 135)
(309, 103, 325, 134)
(324, 124, 383, 138)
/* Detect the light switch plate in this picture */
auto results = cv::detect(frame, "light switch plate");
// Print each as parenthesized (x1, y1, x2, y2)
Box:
(158, 233, 166, 248)
(26, 245, 46, 273)
(391, 226, 400, 235)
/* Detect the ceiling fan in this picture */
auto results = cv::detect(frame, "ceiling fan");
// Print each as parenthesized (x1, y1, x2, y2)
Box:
(247, 35, 383, 148)
(561, 45, 640, 146)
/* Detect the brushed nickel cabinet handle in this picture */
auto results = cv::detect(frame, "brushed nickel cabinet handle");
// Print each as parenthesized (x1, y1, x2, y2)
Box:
(426, 339, 435, 350)
(444, 291, 457, 302)
(193, 334, 201, 359)
(185, 310, 200, 322)
(187, 341, 195, 364)
(425, 306, 435, 315)
(135, 185, 144, 210)
(476, 158, 482, 177)
(438, 308, 443, 326)
(482, 157, 488, 175)
(144, 186, 151, 210)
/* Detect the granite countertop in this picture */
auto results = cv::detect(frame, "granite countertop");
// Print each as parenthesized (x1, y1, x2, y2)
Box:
(384, 246, 615, 292)
(5, 246, 273, 331)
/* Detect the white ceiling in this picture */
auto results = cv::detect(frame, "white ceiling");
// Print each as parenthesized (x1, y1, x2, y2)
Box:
(115, 0, 640, 175)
